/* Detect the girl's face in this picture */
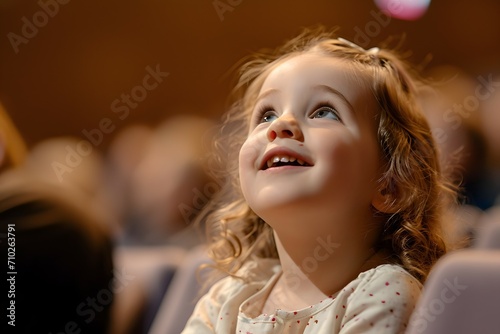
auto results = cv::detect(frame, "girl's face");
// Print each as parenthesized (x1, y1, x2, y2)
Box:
(239, 53, 384, 233)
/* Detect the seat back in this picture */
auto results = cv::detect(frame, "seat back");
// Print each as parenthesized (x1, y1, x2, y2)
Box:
(406, 250, 500, 334)
(148, 245, 215, 334)
(475, 213, 500, 249)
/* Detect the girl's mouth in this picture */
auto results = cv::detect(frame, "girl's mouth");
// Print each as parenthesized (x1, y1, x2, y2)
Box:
(260, 147, 314, 170)
(263, 155, 311, 170)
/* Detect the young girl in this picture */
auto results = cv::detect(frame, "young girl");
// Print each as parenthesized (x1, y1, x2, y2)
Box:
(182, 28, 450, 333)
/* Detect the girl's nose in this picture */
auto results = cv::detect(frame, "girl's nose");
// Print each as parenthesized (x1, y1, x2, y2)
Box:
(266, 114, 304, 142)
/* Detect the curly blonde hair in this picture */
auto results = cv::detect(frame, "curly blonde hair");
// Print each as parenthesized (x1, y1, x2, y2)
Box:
(200, 27, 452, 283)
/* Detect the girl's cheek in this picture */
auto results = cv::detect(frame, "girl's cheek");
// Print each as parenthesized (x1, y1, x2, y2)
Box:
(239, 140, 259, 170)
(240, 129, 269, 172)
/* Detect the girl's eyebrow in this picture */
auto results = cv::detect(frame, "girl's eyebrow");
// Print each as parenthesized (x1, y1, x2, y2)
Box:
(313, 84, 354, 113)
(255, 89, 280, 104)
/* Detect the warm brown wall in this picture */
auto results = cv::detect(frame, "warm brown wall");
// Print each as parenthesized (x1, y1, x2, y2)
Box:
(1, 0, 499, 149)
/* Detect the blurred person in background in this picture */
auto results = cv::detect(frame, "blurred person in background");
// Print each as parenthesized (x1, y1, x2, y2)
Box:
(418, 67, 488, 248)
(478, 72, 500, 208)
(21, 136, 114, 229)
(0, 102, 27, 171)
(103, 124, 153, 239)
(108, 116, 217, 334)
(421, 67, 487, 196)
(124, 115, 217, 247)
(0, 103, 114, 333)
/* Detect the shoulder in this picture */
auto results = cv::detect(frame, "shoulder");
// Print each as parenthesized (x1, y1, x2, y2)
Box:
(182, 257, 279, 333)
(206, 257, 280, 304)
(349, 264, 422, 308)
(356, 264, 422, 293)
(338, 264, 422, 333)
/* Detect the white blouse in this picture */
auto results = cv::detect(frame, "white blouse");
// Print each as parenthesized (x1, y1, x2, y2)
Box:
(181, 259, 421, 334)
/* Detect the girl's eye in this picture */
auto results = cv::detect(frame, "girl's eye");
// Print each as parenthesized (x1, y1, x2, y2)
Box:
(260, 110, 278, 123)
(311, 106, 340, 121)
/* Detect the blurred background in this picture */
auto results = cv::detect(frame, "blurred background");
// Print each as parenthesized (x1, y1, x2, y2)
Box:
(2, 1, 500, 333)
(1, 0, 499, 148)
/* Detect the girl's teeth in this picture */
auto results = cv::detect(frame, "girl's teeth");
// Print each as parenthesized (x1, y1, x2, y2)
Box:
(265, 155, 308, 168)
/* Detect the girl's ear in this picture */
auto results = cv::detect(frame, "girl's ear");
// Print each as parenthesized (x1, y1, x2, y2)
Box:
(372, 188, 397, 214)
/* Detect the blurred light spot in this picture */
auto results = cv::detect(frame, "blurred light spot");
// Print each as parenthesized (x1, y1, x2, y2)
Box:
(375, 0, 431, 21)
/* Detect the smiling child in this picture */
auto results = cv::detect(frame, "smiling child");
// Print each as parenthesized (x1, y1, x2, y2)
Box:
(181, 27, 452, 334)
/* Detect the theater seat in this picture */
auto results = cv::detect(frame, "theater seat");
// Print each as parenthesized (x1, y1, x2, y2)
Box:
(111, 245, 186, 334)
(406, 250, 500, 334)
(475, 214, 500, 249)
(149, 245, 216, 334)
